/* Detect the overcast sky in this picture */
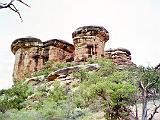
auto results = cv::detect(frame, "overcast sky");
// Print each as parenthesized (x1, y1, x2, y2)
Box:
(0, 0, 160, 89)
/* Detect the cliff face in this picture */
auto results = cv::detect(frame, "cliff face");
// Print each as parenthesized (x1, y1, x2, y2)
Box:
(11, 37, 74, 81)
(11, 25, 134, 82)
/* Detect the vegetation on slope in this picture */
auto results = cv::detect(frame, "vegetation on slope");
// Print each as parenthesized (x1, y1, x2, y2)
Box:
(0, 58, 159, 120)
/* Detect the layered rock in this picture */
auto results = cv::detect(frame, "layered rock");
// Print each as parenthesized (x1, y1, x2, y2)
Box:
(105, 48, 134, 66)
(11, 37, 75, 81)
(43, 39, 75, 62)
(72, 26, 109, 61)
(11, 25, 136, 82)
(47, 64, 100, 81)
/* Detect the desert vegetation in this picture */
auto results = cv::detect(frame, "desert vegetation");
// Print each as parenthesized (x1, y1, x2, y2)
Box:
(0, 58, 159, 120)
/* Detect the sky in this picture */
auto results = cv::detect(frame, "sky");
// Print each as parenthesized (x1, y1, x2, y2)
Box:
(0, 0, 160, 89)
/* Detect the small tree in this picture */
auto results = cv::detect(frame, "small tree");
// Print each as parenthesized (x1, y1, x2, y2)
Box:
(137, 67, 160, 120)
(73, 59, 136, 120)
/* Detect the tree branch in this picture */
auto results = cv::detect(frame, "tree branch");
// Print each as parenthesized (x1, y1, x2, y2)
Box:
(17, 0, 30, 7)
(145, 76, 159, 90)
(138, 81, 145, 91)
(148, 103, 160, 120)
(0, 0, 30, 21)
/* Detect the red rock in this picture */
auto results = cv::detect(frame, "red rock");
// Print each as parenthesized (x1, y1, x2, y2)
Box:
(105, 48, 135, 66)
(11, 37, 75, 81)
(47, 64, 100, 81)
(72, 26, 109, 62)
(11, 26, 136, 82)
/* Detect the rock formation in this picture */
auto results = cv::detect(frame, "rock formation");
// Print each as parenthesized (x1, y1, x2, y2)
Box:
(72, 26, 109, 61)
(11, 25, 135, 82)
(47, 64, 100, 81)
(105, 48, 134, 66)
(11, 37, 74, 81)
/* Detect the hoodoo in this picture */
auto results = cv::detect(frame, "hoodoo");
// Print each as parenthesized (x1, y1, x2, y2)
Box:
(11, 37, 75, 81)
(72, 26, 109, 61)
(11, 25, 135, 82)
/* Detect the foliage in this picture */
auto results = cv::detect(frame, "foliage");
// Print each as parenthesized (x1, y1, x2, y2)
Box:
(0, 82, 33, 113)
(138, 66, 160, 93)
(73, 59, 136, 120)
(31, 82, 69, 119)
(48, 81, 67, 102)
(38, 100, 68, 119)
(131, 66, 160, 120)
(0, 109, 45, 120)
(32, 67, 54, 77)
(1, 58, 160, 119)
(32, 61, 75, 77)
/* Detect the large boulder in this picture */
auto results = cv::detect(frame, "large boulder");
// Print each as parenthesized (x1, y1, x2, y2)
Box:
(47, 64, 100, 81)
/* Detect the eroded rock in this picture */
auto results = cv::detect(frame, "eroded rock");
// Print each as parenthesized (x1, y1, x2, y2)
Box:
(105, 48, 134, 66)
(25, 75, 46, 85)
(11, 37, 75, 82)
(11, 25, 136, 82)
(47, 64, 100, 81)
(72, 26, 109, 62)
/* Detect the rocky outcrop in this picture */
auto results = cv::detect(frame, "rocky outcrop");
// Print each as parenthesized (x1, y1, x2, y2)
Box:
(105, 48, 134, 66)
(25, 75, 46, 85)
(72, 26, 109, 62)
(47, 64, 100, 81)
(11, 37, 75, 81)
(11, 25, 135, 82)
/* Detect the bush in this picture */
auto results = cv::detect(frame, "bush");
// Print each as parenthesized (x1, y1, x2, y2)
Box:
(0, 109, 46, 120)
(72, 58, 136, 120)
(0, 82, 33, 112)
(3, 58, 159, 119)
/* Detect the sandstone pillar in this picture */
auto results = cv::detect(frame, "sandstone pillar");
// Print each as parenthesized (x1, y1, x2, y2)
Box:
(72, 26, 109, 61)
(11, 37, 44, 81)
(11, 38, 75, 82)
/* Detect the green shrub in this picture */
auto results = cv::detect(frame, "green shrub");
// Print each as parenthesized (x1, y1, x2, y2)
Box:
(48, 81, 67, 102)
(3, 58, 159, 120)
(38, 100, 68, 119)
(0, 82, 33, 112)
(0, 109, 46, 120)
(72, 59, 136, 120)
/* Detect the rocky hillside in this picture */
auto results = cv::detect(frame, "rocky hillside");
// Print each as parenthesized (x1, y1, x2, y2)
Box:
(0, 58, 159, 120)
(0, 25, 159, 120)
(0, 59, 131, 119)
(0, 58, 160, 120)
